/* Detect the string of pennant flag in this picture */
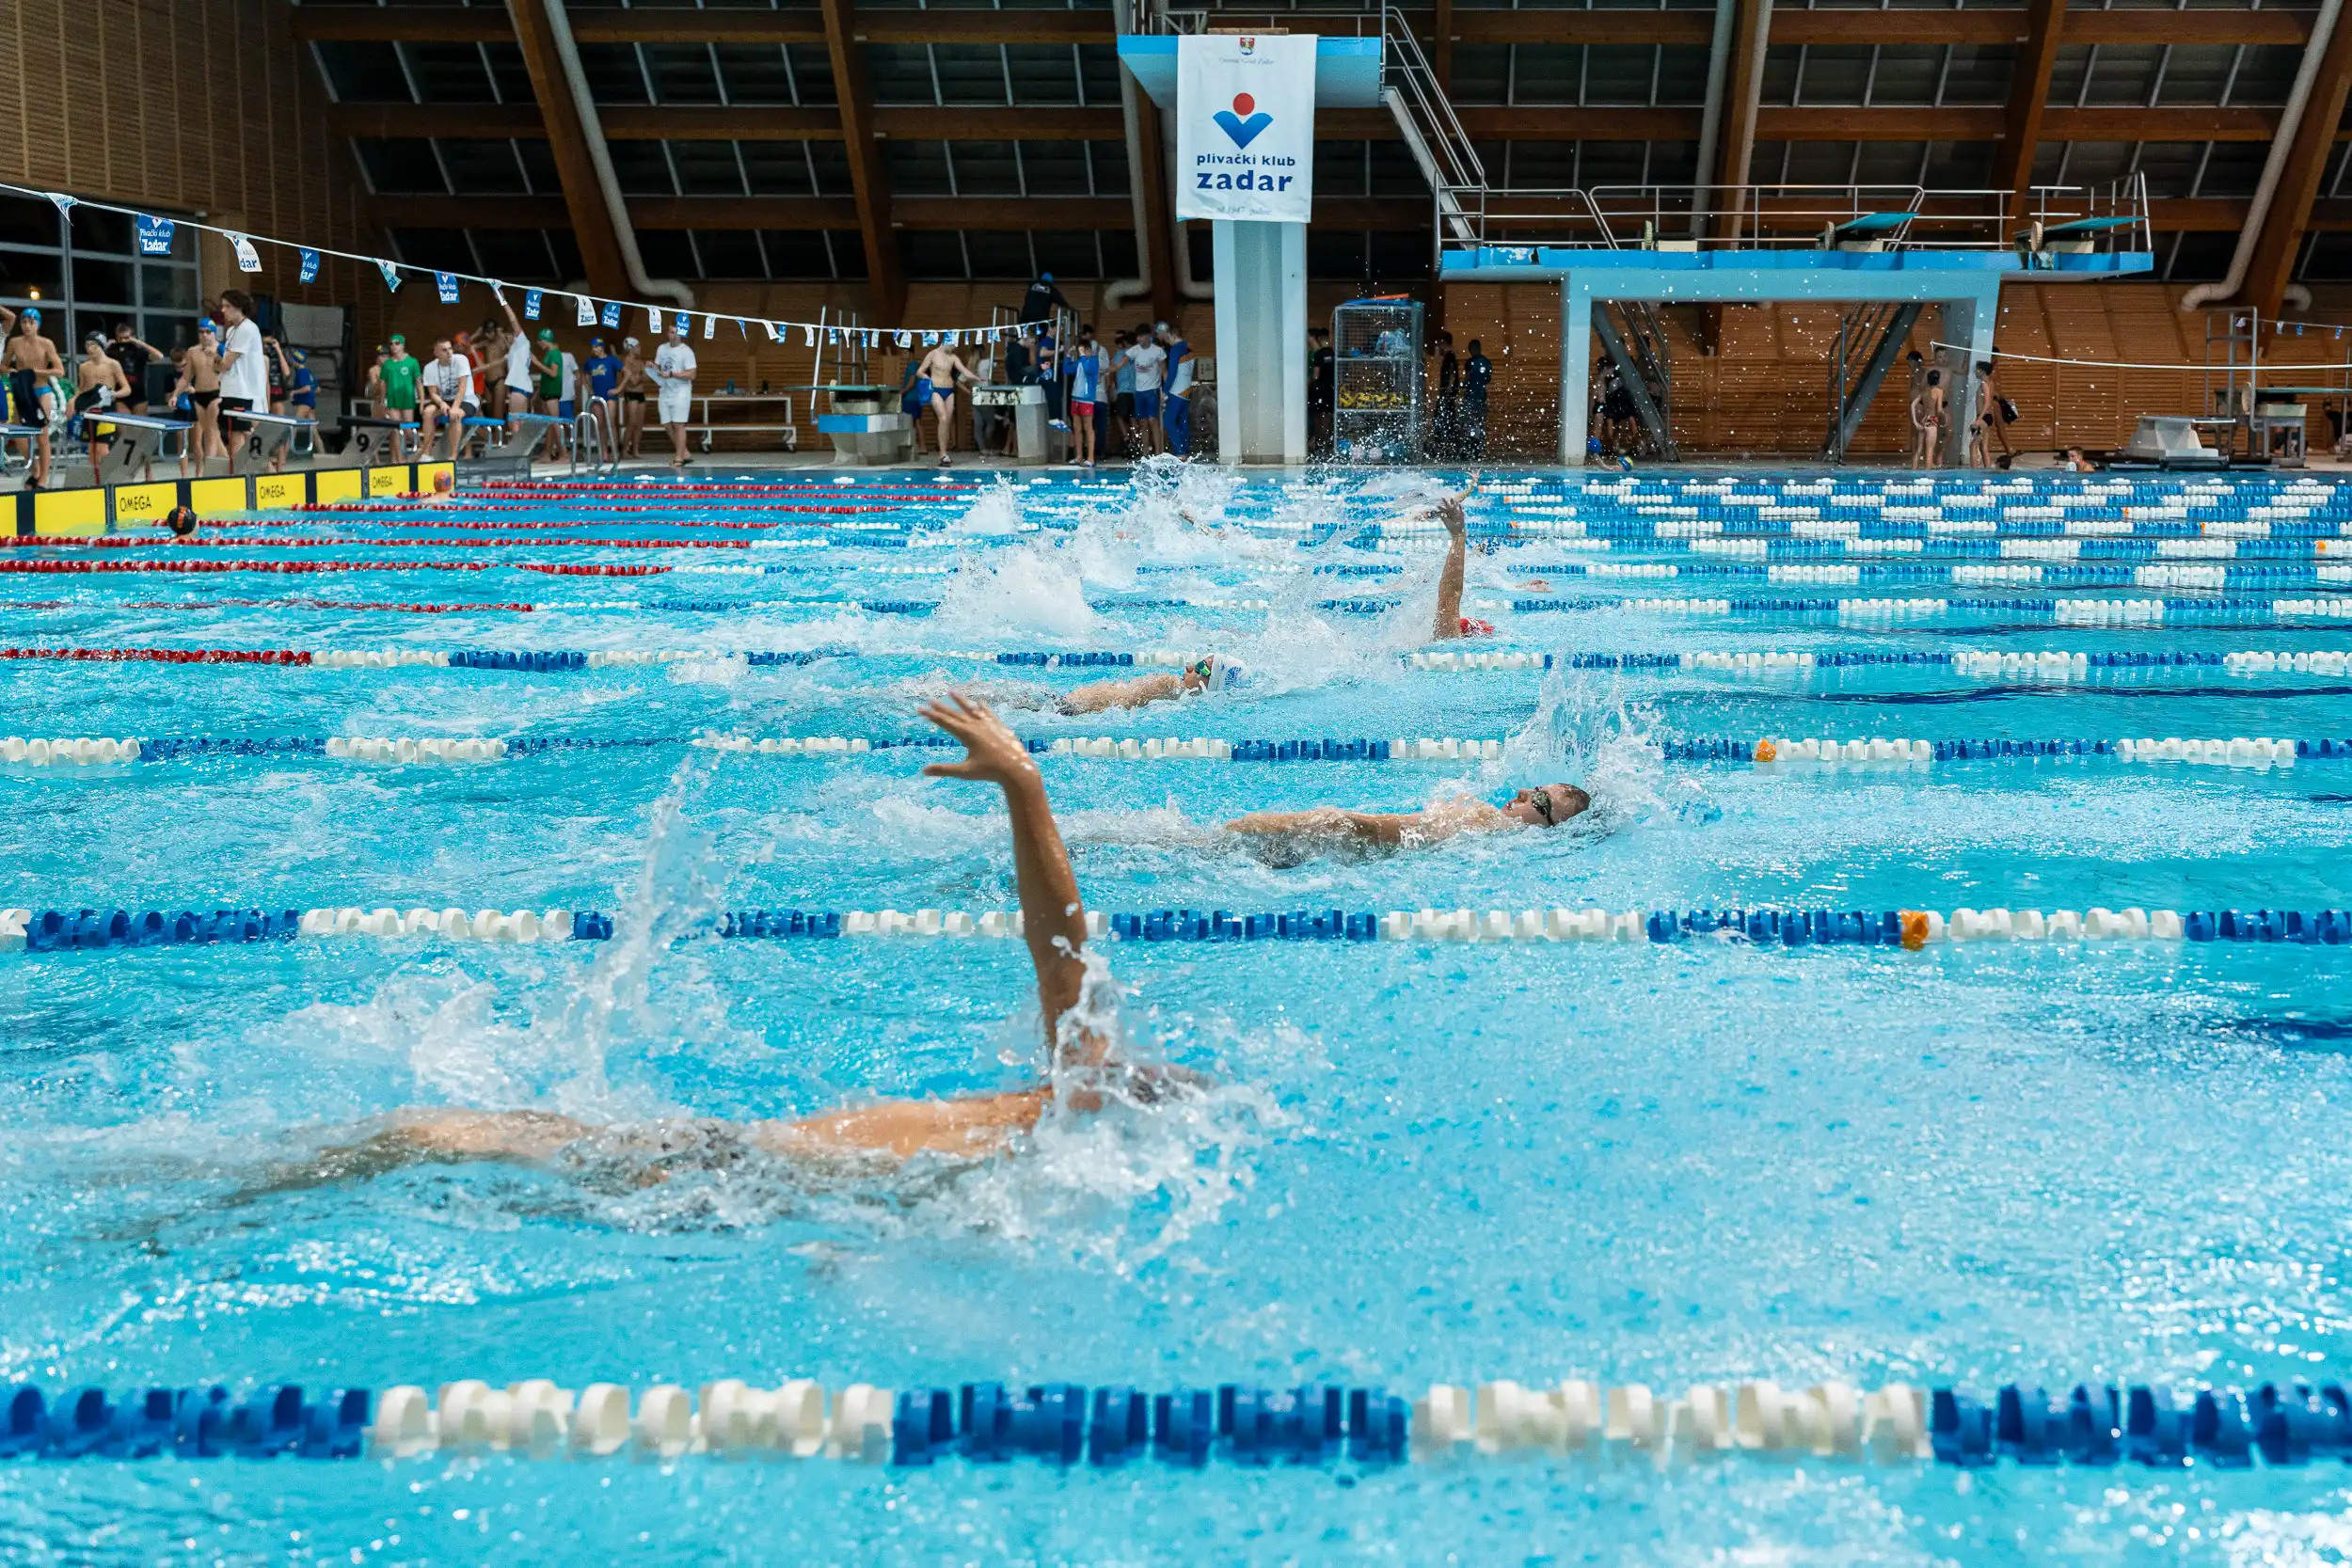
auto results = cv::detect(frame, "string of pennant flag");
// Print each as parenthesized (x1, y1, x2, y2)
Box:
(0, 181, 1040, 349)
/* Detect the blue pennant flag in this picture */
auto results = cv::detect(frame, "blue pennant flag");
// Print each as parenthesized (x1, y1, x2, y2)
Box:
(600, 301, 621, 328)
(524, 289, 544, 321)
(376, 260, 402, 293)
(135, 215, 175, 256)
(299, 247, 320, 283)
(435, 272, 459, 304)
(675, 311, 691, 334)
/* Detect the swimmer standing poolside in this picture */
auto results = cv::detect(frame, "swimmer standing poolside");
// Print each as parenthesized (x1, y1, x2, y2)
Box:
(308, 695, 1169, 1178)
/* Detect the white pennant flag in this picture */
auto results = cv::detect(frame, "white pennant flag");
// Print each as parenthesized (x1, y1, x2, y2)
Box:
(647, 306, 663, 333)
(803, 325, 818, 347)
(576, 293, 596, 325)
(702, 313, 717, 340)
(227, 232, 262, 273)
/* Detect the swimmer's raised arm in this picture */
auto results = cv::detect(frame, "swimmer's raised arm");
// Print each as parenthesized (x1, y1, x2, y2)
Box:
(915, 693, 1099, 1065)
(1431, 495, 1469, 641)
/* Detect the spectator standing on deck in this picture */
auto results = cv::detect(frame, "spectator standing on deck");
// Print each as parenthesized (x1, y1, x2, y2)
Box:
(1430, 330, 1461, 459)
(1160, 323, 1193, 458)
(0, 305, 65, 487)
(652, 317, 697, 468)
(1110, 328, 1138, 458)
(1309, 327, 1335, 456)
(284, 348, 317, 425)
(618, 338, 648, 457)
(1969, 358, 2016, 467)
(1911, 367, 1946, 467)
(168, 322, 225, 476)
(71, 335, 130, 476)
(1019, 271, 1073, 339)
(1462, 338, 1492, 459)
(1064, 323, 1104, 468)
(379, 335, 421, 458)
(1127, 323, 1167, 458)
(215, 291, 270, 467)
(106, 320, 163, 416)
(582, 336, 623, 456)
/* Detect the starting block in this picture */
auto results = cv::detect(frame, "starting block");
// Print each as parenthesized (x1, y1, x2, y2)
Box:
(340, 415, 413, 467)
(87, 411, 194, 485)
(461, 410, 564, 477)
(229, 409, 319, 475)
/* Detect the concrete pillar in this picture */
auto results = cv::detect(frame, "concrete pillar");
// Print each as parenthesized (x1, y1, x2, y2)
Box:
(1559, 283, 1592, 466)
(1212, 219, 1308, 465)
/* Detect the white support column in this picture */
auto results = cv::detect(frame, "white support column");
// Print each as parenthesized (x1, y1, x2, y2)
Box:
(1935, 290, 1999, 467)
(1559, 281, 1592, 467)
(1213, 218, 1309, 465)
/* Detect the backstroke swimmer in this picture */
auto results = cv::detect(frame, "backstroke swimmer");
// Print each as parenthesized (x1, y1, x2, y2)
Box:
(267, 695, 1196, 1186)
(1042, 483, 1488, 714)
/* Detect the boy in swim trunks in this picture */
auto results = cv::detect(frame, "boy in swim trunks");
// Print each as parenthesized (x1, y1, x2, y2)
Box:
(310, 694, 1174, 1173)
(71, 335, 131, 475)
(0, 305, 66, 487)
(914, 340, 974, 467)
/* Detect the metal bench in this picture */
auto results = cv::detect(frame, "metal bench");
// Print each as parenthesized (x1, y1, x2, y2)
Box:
(86, 410, 194, 485)
(229, 409, 319, 476)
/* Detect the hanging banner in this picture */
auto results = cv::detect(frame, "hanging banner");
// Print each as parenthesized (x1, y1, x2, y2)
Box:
(435, 271, 460, 303)
(299, 247, 320, 283)
(702, 313, 717, 340)
(524, 289, 544, 321)
(136, 215, 175, 256)
(1174, 33, 1315, 223)
(228, 232, 262, 272)
(648, 307, 664, 333)
(601, 301, 622, 328)
(575, 293, 596, 325)
(377, 260, 403, 293)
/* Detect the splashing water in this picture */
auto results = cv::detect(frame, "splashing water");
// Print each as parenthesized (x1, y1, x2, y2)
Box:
(933, 538, 1102, 641)
(945, 476, 1028, 539)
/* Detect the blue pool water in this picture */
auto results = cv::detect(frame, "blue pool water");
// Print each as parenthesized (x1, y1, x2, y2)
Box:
(7, 463, 2352, 1560)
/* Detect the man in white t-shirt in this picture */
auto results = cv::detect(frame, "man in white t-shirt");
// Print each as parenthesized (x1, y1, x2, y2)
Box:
(1124, 324, 1167, 456)
(651, 318, 696, 467)
(215, 290, 273, 467)
(418, 337, 482, 459)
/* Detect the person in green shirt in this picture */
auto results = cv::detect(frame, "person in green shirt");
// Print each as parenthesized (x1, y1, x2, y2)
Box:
(376, 334, 421, 459)
(532, 327, 568, 461)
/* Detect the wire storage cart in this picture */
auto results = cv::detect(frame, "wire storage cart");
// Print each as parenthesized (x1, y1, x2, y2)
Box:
(1332, 297, 1423, 463)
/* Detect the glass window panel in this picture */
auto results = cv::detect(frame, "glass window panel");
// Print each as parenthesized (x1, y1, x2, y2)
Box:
(1922, 140, 1994, 187)
(2167, 230, 2233, 281)
(1076, 45, 1120, 105)
(899, 232, 967, 279)
(2197, 142, 2266, 198)
(1512, 45, 1582, 104)
(757, 230, 835, 278)
(146, 314, 202, 356)
(714, 44, 800, 104)
(1655, 44, 1710, 104)
(74, 211, 134, 256)
(72, 258, 135, 307)
(2229, 45, 2300, 104)
(1308, 230, 1366, 280)
(636, 230, 697, 277)
(1005, 45, 1079, 104)
(1799, 46, 1873, 105)
(355, 138, 449, 194)
(1314, 142, 1371, 198)
(1502, 142, 1578, 185)
(609, 142, 677, 197)
(948, 142, 1023, 197)
(1021, 141, 1096, 197)
(437, 139, 529, 195)
(669, 141, 749, 197)
(315, 40, 407, 102)
(1942, 45, 2015, 105)
(1085, 142, 1129, 198)
(2082, 44, 2164, 106)
(885, 141, 954, 195)
(1780, 141, 1856, 182)
(0, 252, 63, 303)
(484, 42, 532, 103)
(1869, 46, 1946, 105)
(1585, 45, 1658, 105)
(964, 230, 1034, 277)
(1031, 229, 1100, 277)
(691, 230, 767, 277)
(1854, 140, 1926, 183)
(141, 264, 199, 311)
(469, 230, 559, 281)
(388, 227, 469, 268)
(1449, 45, 1508, 105)
(643, 43, 723, 104)
(2155, 44, 2236, 105)
(547, 229, 584, 279)
(2045, 44, 2090, 105)
(741, 143, 819, 197)
(866, 45, 939, 104)
(1646, 138, 1700, 183)
(1369, 231, 1428, 283)
(932, 43, 1009, 103)
(2133, 142, 2206, 199)
(809, 143, 856, 197)
(788, 46, 836, 105)
(1372, 141, 1426, 197)
(516, 139, 560, 193)
(2060, 141, 2136, 183)
(404, 41, 498, 103)
(1760, 47, 1800, 107)
(578, 43, 650, 103)
(1579, 141, 1649, 184)
(1098, 228, 1137, 279)
(831, 231, 867, 279)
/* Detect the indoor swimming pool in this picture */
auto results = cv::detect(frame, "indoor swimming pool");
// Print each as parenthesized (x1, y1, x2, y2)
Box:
(5, 462, 2352, 1561)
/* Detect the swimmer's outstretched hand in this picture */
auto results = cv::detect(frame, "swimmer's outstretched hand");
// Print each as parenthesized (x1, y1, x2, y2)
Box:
(1438, 495, 1467, 535)
(918, 692, 1037, 788)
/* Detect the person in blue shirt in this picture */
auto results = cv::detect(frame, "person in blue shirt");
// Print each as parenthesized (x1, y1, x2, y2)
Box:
(1463, 339, 1493, 459)
(582, 337, 623, 455)
(284, 348, 317, 413)
(1157, 324, 1192, 458)
(1063, 324, 1104, 467)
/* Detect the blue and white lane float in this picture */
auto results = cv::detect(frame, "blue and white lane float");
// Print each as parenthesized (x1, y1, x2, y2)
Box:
(3, 1375, 2348, 1470)
(8, 903, 2349, 952)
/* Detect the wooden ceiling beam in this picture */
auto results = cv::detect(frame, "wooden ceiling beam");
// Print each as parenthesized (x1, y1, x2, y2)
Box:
(823, 0, 903, 322)
(371, 194, 1130, 231)
(1994, 0, 2066, 205)
(2238, 7, 2352, 311)
(502, 0, 631, 297)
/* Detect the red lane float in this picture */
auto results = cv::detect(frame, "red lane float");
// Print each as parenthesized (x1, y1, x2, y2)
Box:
(0, 645, 313, 665)
(0, 535, 749, 551)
